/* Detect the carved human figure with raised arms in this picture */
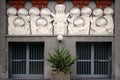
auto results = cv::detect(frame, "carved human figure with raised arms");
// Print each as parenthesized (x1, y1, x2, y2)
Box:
(52, 4, 69, 35)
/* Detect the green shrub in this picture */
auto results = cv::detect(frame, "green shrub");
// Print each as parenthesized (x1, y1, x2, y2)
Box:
(47, 46, 77, 74)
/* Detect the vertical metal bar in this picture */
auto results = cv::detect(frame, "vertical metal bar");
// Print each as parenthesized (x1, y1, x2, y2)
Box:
(38, 44, 40, 74)
(26, 43, 29, 75)
(94, 44, 96, 74)
(15, 44, 17, 74)
(82, 44, 84, 74)
(84, 44, 88, 74)
(86, 44, 88, 74)
(91, 43, 94, 76)
(103, 43, 105, 74)
(108, 43, 110, 76)
(97, 43, 99, 74)
(77, 44, 81, 74)
(35, 43, 36, 74)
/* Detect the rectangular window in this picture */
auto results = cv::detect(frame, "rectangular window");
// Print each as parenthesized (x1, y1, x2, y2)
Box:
(76, 42, 111, 78)
(9, 42, 44, 78)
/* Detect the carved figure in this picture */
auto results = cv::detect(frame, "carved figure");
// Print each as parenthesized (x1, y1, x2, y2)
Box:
(103, 7, 114, 34)
(92, 17, 109, 34)
(90, 8, 113, 35)
(68, 6, 91, 35)
(80, 6, 92, 35)
(17, 8, 30, 35)
(72, 17, 85, 34)
(90, 8, 106, 35)
(68, 7, 81, 35)
(7, 7, 18, 35)
(52, 4, 69, 35)
(41, 8, 53, 23)
(36, 8, 53, 35)
(35, 17, 49, 34)
(29, 7, 41, 35)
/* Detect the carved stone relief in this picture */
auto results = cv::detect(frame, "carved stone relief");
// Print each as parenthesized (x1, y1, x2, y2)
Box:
(103, 7, 114, 34)
(68, 7, 81, 35)
(90, 8, 104, 35)
(7, 7, 30, 35)
(38, 8, 53, 35)
(52, 4, 69, 35)
(90, 7, 114, 35)
(29, 7, 40, 35)
(80, 6, 92, 35)
(7, 3, 114, 36)
(17, 8, 30, 35)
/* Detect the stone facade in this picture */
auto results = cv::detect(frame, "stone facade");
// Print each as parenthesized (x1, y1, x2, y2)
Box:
(0, 0, 119, 80)
(0, 0, 7, 78)
(115, 0, 120, 80)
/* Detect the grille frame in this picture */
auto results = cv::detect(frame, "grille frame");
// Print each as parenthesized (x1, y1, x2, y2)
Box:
(76, 42, 112, 78)
(9, 42, 44, 79)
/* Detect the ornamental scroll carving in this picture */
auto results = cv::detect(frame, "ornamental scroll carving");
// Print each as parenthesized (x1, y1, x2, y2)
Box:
(7, 4, 114, 35)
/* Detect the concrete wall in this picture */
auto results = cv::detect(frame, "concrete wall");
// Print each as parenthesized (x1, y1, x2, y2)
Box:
(115, 0, 120, 80)
(6, 36, 114, 80)
(0, 0, 7, 78)
(0, 0, 118, 80)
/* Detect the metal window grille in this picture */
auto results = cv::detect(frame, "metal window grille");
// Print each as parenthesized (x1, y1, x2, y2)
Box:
(9, 42, 44, 78)
(76, 42, 111, 78)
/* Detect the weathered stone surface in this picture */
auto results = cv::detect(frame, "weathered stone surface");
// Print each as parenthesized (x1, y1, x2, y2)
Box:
(0, 0, 118, 80)
(115, 0, 120, 80)
(51, 72, 70, 80)
(0, 0, 7, 78)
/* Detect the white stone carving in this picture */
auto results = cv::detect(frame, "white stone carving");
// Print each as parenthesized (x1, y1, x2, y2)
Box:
(90, 7, 114, 35)
(7, 7, 17, 16)
(29, 7, 40, 16)
(68, 6, 92, 35)
(17, 8, 30, 35)
(39, 8, 53, 35)
(13, 17, 27, 34)
(7, 7, 18, 35)
(7, 5, 114, 36)
(90, 8, 107, 35)
(35, 17, 51, 35)
(52, 4, 69, 35)
(72, 17, 86, 34)
(14, 17, 25, 27)
(92, 17, 109, 34)
(80, 6, 92, 35)
(103, 7, 114, 34)
(68, 7, 81, 35)
(29, 7, 41, 35)
(7, 7, 31, 35)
